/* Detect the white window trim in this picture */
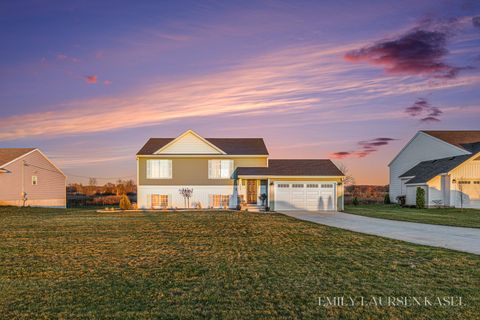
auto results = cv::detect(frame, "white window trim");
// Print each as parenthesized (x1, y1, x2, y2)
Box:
(208, 159, 234, 179)
(146, 159, 172, 179)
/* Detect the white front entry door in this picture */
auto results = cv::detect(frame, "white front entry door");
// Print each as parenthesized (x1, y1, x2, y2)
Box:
(274, 182, 336, 211)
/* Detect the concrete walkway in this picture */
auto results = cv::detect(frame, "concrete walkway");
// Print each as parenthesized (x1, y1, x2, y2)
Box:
(280, 211, 480, 255)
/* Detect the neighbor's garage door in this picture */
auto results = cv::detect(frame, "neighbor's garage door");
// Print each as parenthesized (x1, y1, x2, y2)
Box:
(274, 182, 336, 211)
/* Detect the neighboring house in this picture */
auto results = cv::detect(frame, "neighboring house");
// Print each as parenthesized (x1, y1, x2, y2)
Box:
(0, 148, 66, 208)
(137, 130, 344, 211)
(389, 131, 480, 209)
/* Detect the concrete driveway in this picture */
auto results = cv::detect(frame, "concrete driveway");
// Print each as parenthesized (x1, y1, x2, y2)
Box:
(280, 211, 480, 255)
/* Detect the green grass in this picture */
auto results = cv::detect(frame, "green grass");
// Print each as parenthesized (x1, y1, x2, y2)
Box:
(345, 204, 480, 228)
(0, 207, 479, 319)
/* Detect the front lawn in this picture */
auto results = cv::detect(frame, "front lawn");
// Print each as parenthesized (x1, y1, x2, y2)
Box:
(345, 204, 480, 228)
(0, 206, 479, 319)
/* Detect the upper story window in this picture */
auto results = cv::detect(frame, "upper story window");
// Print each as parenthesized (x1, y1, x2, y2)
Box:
(146, 160, 172, 179)
(208, 160, 234, 179)
(32, 176, 38, 185)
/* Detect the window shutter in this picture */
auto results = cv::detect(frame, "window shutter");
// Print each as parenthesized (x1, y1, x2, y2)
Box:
(208, 160, 212, 179)
(168, 160, 172, 178)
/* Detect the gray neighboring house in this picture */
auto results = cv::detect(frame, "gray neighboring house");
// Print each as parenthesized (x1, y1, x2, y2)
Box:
(389, 131, 480, 208)
(0, 148, 66, 208)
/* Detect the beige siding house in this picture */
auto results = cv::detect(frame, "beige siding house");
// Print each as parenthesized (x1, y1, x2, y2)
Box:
(389, 131, 480, 209)
(0, 148, 66, 208)
(137, 130, 345, 211)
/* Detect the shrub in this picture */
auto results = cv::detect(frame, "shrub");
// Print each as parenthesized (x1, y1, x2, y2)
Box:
(384, 193, 391, 204)
(352, 197, 359, 206)
(416, 187, 425, 209)
(119, 194, 131, 210)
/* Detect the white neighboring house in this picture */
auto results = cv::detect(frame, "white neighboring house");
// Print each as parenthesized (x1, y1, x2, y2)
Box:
(0, 148, 66, 208)
(389, 131, 480, 209)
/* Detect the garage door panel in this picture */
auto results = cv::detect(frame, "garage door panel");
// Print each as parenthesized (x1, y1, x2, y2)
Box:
(274, 181, 336, 211)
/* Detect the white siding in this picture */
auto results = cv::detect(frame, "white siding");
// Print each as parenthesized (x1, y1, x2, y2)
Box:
(406, 185, 427, 206)
(156, 132, 222, 154)
(427, 176, 443, 206)
(389, 132, 468, 202)
(449, 158, 480, 209)
(138, 185, 238, 209)
(0, 150, 66, 208)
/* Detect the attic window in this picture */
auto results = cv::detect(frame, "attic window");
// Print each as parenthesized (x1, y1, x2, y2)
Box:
(32, 176, 38, 185)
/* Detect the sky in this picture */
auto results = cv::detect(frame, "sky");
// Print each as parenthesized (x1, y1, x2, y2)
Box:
(1, 0, 479, 185)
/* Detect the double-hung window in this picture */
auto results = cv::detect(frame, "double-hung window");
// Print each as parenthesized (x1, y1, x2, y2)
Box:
(208, 160, 234, 179)
(146, 160, 172, 179)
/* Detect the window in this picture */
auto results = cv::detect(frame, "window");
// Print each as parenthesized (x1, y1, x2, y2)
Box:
(151, 194, 169, 208)
(292, 184, 304, 188)
(277, 184, 289, 188)
(458, 181, 471, 184)
(212, 195, 230, 207)
(208, 160, 233, 179)
(32, 176, 38, 185)
(306, 184, 318, 188)
(321, 184, 334, 188)
(474, 181, 480, 184)
(146, 160, 172, 179)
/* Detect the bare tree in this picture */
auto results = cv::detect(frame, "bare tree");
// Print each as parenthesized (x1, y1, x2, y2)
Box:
(336, 162, 355, 186)
(179, 188, 193, 208)
(88, 177, 97, 187)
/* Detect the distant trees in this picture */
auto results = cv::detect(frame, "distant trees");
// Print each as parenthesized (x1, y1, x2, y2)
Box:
(67, 179, 136, 196)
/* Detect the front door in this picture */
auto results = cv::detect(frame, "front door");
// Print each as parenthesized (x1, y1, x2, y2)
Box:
(247, 180, 257, 204)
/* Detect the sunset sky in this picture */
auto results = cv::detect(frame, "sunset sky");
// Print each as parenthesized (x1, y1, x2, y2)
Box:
(1, 0, 479, 185)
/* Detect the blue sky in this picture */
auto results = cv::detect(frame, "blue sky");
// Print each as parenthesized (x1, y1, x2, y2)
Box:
(1, 0, 479, 184)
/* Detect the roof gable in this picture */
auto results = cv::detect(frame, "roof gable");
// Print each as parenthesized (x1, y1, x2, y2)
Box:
(137, 131, 269, 156)
(422, 131, 480, 151)
(154, 130, 225, 155)
(0, 148, 36, 167)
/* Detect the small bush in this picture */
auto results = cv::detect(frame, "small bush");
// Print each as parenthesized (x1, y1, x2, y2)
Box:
(384, 193, 391, 204)
(119, 195, 132, 210)
(352, 197, 359, 206)
(416, 187, 425, 209)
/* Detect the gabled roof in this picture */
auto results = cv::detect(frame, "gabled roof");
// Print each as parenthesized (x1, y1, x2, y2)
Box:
(236, 159, 344, 177)
(0, 148, 36, 167)
(400, 154, 473, 184)
(137, 138, 269, 155)
(422, 131, 480, 151)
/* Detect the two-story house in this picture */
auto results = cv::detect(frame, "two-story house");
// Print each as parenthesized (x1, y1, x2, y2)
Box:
(389, 130, 480, 208)
(136, 130, 344, 211)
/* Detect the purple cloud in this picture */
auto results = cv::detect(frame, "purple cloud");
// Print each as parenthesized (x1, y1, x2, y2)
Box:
(330, 138, 396, 159)
(405, 98, 443, 122)
(345, 23, 465, 79)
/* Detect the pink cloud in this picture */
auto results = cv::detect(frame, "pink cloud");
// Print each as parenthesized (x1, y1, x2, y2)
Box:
(84, 75, 97, 84)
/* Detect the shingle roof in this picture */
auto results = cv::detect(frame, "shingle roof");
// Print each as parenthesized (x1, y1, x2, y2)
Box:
(399, 154, 473, 184)
(422, 131, 480, 151)
(0, 148, 36, 167)
(236, 159, 344, 177)
(137, 138, 269, 155)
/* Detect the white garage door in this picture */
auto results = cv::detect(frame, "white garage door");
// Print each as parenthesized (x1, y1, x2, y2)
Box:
(274, 182, 336, 211)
